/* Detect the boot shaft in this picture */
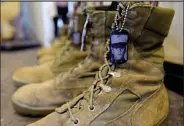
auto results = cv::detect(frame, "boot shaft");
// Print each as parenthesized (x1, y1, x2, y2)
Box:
(51, 8, 116, 74)
(109, 3, 175, 95)
(134, 6, 175, 69)
(84, 8, 116, 62)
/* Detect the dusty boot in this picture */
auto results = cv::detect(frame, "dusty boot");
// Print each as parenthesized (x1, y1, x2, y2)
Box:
(12, 9, 116, 116)
(37, 37, 66, 60)
(37, 38, 67, 64)
(37, 37, 70, 64)
(1, 2, 20, 40)
(27, 2, 174, 126)
(12, 13, 87, 85)
(1, 20, 15, 41)
(37, 25, 68, 58)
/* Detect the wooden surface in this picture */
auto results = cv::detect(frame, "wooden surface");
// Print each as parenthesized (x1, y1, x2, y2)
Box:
(1, 49, 184, 126)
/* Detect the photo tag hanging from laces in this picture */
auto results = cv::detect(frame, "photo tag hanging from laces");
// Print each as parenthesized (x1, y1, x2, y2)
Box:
(71, 15, 81, 45)
(110, 29, 128, 64)
(72, 31, 81, 45)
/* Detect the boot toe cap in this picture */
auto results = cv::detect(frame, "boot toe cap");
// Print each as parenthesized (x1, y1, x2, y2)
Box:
(12, 84, 38, 108)
(12, 67, 37, 84)
(12, 65, 54, 85)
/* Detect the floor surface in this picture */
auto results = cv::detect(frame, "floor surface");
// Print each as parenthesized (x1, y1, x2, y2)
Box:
(1, 49, 184, 126)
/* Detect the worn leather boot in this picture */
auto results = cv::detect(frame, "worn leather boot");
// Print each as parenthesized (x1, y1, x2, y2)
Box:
(1, 2, 20, 41)
(37, 37, 68, 64)
(12, 13, 87, 85)
(12, 9, 116, 116)
(37, 24, 68, 59)
(38, 12, 87, 65)
(27, 2, 174, 126)
(37, 36, 68, 64)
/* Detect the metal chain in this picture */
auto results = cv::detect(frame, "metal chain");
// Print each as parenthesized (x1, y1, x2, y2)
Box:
(113, 2, 130, 32)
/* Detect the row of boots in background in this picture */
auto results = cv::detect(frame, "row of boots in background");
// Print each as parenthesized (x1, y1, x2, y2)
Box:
(11, 2, 175, 126)
(1, 2, 21, 41)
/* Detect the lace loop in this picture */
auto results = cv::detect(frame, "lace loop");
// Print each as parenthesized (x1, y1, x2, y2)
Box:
(67, 102, 78, 124)
(55, 39, 112, 115)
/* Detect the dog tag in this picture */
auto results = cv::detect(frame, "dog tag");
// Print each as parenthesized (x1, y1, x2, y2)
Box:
(110, 30, 128, 64)
(72, 32, 81, 45)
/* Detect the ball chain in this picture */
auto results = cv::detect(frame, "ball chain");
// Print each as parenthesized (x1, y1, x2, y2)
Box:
(113, 2, 130, 32)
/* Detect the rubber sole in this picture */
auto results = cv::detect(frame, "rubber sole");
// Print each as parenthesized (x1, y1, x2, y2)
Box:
(12, 99, 56, 116)
(12, 76, 30, 87)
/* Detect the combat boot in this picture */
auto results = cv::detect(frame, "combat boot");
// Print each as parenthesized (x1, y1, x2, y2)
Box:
(36, 24, 68, 59)
(1, 2, 20, 41)
(12, 9, 116, 116)
(12, 13, 87, 85)
(37, 36, 68, 64)
(37, 13, 84, 65)
(27, 2, 174, 126)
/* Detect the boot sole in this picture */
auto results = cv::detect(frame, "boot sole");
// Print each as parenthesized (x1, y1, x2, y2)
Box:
(12, 76, 43, 87)
(12, 76, 31, 87)
(12, 99, 56, 116)
(13, 81, 27, 87)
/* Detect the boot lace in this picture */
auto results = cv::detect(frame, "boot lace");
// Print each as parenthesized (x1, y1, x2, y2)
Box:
(55, 39, 117, 124)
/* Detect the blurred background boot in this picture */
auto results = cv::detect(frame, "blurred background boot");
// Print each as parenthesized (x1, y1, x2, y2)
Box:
(12, 12, 87, 85)
(37, 24, 68, 62)
(1, 2, 20, 41)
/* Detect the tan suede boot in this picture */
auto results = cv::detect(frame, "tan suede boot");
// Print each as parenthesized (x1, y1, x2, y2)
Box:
(36, 25, 68, 59)
(37, 13, 85, 65)
(37, 36, 68, 64)
(1, 20, 15, 41)
(12, 13, 87, 85)
(12, 9, 116, 116)
(27, 2, 174, 126)
(1, 2, 20, 40)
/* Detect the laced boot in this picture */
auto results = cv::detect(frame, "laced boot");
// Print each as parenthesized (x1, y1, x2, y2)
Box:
(37, 24, 69, 60)
(27, 2, 174, 126)
(12, 9, 116, 116)
(37, 38, 67, 64)
(12, 13, 87, 86)
(37, 18, 80, 64)
(38, 13, 87, 65)
(1, 2, 20, 41)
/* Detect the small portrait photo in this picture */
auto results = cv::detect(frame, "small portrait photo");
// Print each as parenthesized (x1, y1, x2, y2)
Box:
(72, 32, 81, 45)
(110, 34, 128, 63)
(111, 44, 126, 61)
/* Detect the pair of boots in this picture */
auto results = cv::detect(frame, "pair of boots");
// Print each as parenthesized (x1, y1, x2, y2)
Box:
(12, 2, 174, 126)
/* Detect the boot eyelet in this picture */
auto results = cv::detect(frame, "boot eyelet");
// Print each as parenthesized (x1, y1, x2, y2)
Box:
(73, 118, 79, 125)
(88, 105, 95, 111)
